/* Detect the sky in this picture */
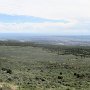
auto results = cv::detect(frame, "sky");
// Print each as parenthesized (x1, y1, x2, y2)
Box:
(0, 0, 90, 35)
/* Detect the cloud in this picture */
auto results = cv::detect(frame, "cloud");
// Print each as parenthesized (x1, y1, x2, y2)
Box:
(0, 0, 90, 35)
(0, 0, 90, 19)
(72, 19, 90, 30)
(0, 22, 74, 33)
(0, 14, 68, 23)
(0, 14, 79, 34)
(0, 19, 89, 35)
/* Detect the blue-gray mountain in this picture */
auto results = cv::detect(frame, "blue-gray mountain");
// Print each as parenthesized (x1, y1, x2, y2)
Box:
(0, 33, 90, 46)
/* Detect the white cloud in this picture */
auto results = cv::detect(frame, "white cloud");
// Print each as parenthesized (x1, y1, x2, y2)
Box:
(0, 0, 90, 19)
(0, 19, 89, 35)
(0, 0, 90, 35)
(0, 22, 73, 33)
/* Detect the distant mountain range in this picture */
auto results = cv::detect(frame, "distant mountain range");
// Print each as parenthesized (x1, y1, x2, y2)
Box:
(0, 33, 90, 46)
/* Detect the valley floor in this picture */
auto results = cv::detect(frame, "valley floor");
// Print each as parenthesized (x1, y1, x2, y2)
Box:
(0, 45, 90, 90)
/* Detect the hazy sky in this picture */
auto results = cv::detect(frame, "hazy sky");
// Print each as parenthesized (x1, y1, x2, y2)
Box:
(0, 0, 90, 35)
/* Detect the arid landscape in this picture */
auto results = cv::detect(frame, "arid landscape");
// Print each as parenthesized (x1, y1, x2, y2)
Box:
(0, 41, 90, 90)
